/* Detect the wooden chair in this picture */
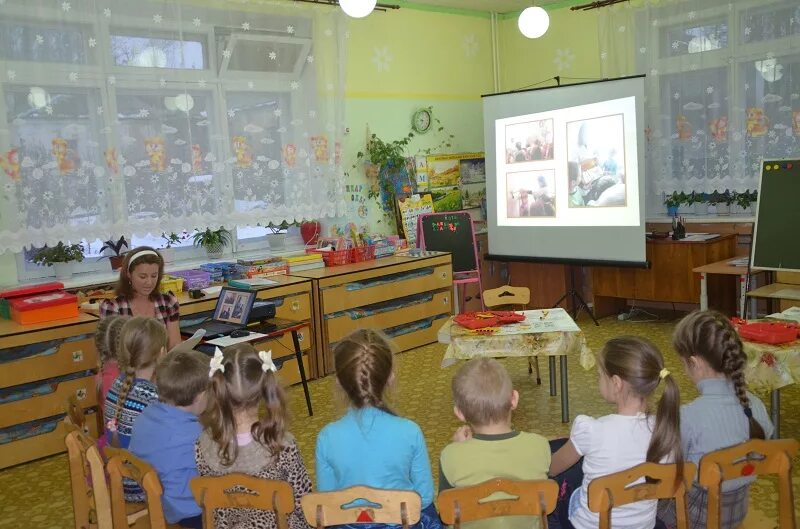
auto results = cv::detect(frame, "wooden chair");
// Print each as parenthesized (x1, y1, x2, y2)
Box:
(190, 474, 295, 529)
(301, 486, 421, 528)
(438, 478, 558, 529)
(104, 447, 173, 529)
(482, 285, 542, 385)
(699, 439, 800, 529)
(65, 394, 87, 433)
(65, 428, 114, 529)
(587, 462, 697, 529)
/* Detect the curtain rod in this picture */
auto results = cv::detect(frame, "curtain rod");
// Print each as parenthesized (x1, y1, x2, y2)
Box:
(570, 0, 628, 11)
(292, 0, 401, 11)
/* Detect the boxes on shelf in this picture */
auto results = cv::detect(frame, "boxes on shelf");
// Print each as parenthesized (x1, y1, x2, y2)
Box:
(235, 260, 289, 278)
(159, 275, 185, 294)
(200, 262, 243, 281)
(9, 291, 79, 325)
(286, 253, 324, 272)
(169, 270, 212, 290)
(0, 282, 65, 320)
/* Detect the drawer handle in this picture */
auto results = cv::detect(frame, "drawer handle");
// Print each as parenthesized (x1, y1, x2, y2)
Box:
(76, 388, 87, 400)
(441, 271, 448, 278)
(291, 301, 300, 311)
(443, 296, 449, 304)
(297, 331, 305, 342)
(72, 350, 83, 362)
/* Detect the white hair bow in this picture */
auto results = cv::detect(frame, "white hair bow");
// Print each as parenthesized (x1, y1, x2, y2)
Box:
(258, 349, 278, 373)
(209, 347, 225, 378)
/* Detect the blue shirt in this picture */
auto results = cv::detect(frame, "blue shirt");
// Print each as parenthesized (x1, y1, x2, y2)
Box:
(316, 407, 435, 507)
(682, 378, 774, 490)
(129, 402, 203, 523)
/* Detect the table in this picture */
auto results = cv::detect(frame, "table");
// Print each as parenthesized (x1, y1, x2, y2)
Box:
(693, 258, 763, 318)
(438, 308, 594, 423)
(742, 338, 800, 438)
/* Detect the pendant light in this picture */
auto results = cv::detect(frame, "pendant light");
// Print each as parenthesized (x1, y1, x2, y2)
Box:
(339, 0, 377, 18)
(518, 4, 550, 39)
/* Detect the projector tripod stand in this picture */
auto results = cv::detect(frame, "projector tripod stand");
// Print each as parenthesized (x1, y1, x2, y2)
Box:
(553, 266, 599, 326)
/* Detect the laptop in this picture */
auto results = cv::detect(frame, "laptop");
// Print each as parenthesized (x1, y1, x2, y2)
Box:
(181, 287, 257, 338)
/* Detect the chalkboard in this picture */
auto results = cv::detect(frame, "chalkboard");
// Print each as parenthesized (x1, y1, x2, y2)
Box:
(752, 159, 800, 272)
(419, 211, 477, 273)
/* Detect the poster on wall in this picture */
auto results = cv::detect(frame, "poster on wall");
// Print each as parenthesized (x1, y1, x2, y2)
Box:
(458, 154, 486, 220)
(414, 156, 430, 191)
(396, 193, 434, 247)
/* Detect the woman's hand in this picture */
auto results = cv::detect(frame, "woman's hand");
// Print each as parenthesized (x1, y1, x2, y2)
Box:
(451, 425, 473, 443)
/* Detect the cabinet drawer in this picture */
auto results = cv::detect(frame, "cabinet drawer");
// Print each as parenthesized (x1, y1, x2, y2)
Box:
(322, 265, 452, 313)
(252, 325, 311, 356)
(0, 338, 97, 389)
(0, 414, 99, 469)
(392, 318, 448, 353)
(277, 354, 310, 387)
(0, 375, 97, 429)
(274, 293, 311, 322)
(325, 291, 451, 343)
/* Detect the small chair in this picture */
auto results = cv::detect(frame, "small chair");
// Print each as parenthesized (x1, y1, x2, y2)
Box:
(65, 394, 87, 433)
(699, 438, 800, 529)
(105, 447, 173, 529)
(65, 428, 114, 529)
(482, 285, 542, 385)
(587, 462, 697, 529)
(301, 486, 421, 529)
(438, 478, 558, 529)
(190, 474, 295, 529)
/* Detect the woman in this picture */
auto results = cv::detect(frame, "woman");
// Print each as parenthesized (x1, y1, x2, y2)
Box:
(100, 246, 182, 350)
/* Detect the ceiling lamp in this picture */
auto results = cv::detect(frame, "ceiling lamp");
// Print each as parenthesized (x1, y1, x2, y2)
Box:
(339, 0, 377, 18)
(518, 6, 550, 39)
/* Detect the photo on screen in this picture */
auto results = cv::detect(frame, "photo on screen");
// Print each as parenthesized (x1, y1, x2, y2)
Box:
(214, 289, 254, 324)
(566, 114, 626, 208)
(505, 119, 554, 164)
(506, 169, 556, 218)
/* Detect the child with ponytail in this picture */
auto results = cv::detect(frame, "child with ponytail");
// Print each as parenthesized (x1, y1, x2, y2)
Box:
(315, 329, 442, 529)
(548, 336, 682, 529)
(658, 310, 773, 529)
(103, 317, 166, 449)
(196, 343, 312, 529)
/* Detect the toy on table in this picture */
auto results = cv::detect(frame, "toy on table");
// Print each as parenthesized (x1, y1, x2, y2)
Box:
(454, 311, 525, 330)
(731, 318, 799, 345)
(671, 216, 686, 240)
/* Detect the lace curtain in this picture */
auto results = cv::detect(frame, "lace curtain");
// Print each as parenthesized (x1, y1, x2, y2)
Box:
(0, 0, 347, 252)
(598, 0, 800, 212)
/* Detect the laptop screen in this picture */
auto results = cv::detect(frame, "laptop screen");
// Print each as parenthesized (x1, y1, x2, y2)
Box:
(213, 288, 256, 324)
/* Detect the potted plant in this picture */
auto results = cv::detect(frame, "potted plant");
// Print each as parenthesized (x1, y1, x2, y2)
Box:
(32, 242, 85, 279)
(717, 189, 734, 216)
(160, 232, 188, 264)
(664, 191, 683, 217)
(99, 236, 128, 271)
(193, 227, 232, 259)
(264, 220, 297, 250)
(734, 189, 755, 215)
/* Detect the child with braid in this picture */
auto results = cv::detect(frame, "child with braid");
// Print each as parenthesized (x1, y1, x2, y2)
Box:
(94, 314, 129, 413)
(658, 310, 773, 529)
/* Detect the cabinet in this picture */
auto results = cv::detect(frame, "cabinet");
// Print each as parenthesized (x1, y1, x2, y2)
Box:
(290, 254, 453, 376)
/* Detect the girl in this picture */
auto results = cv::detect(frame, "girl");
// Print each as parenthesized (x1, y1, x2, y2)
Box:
(94, 314, 129, 413)
(315, 329, 442, 529)
(549, 336, 682, 529)
(196, 344, 312, 529)
(658, 310, 773, 529)
(103, 317, 166, 449)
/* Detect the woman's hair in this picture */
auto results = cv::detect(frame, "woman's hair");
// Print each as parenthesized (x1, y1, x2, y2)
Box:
(332, 328, 395, 415)
(673, 310, 765, 439)
(204, 343, 287, 466)
(111, 317, 167, 446)
(599, 336, 683, 483)
(95, 315, 130, 366)
(115, 246, 164, 300)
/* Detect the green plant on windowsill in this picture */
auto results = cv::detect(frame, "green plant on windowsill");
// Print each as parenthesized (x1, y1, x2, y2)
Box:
(32, 242, 85, 266)
(663, 191, 685, 208)
(161, 232, 189, 249)
(193, 227, 232, 258)
(266, 220, 299, 234)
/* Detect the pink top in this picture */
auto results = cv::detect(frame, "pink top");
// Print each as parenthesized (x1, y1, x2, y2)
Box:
(236, 432, 253, 446)
(97, 360, 120, 413)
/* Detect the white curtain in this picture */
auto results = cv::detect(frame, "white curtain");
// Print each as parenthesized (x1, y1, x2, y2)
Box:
(599, 0, 800, 212)
(0, 0, 347, 252)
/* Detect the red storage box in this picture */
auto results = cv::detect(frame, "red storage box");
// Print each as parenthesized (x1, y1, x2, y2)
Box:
(0, 281, 64, 319)
(9, 291, 79, 325)
(737, 322, 799, 345)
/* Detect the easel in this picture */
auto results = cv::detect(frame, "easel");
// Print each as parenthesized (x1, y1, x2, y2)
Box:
(417, 211, 484, 313)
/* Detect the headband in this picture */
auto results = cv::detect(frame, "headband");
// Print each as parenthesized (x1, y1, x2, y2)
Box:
(127, 249, 161, 271)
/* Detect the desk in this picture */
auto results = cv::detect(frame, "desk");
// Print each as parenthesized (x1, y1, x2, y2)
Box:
(742, 338, 800, 438)
(437, 309, 594, 423)
(693, 259, 763, 317)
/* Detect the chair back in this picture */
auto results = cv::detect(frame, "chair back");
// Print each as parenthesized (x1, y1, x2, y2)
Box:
(104, 447, 166, 529)
(587, 462, 696, 529)
(482, 286, 530, 309)
(698, 439, 800, 529)
(65, 394, 87, 433)
(438, 478, 558, 529)
(64, 428, 113, 529)
(190, 474, 295, 529)
(301, 486, 421, 528)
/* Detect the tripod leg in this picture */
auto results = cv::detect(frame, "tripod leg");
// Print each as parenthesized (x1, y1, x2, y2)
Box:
(571, 288, 599, 326)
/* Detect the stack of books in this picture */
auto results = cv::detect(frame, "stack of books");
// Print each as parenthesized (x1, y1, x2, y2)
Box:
(286, 253, 325, 272)
(236, 256, 288, 278)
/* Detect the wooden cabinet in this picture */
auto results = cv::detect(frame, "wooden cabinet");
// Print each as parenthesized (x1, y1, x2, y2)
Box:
(290, 254, 453, 376)
(0, 314, 100, 469)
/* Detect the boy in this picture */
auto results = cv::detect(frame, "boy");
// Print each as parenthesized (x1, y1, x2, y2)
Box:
(129, 349, 209, 529)
(440, 358, 551, 528)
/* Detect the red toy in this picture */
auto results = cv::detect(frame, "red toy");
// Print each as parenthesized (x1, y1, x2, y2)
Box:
(731, 318, 799, 345)
(454, 311, 525, 330)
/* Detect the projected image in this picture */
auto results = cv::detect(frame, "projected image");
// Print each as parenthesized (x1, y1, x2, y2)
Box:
(567, 114, 626, 208)
(505, 119, 554, 163)
(506, 170, 555, 217)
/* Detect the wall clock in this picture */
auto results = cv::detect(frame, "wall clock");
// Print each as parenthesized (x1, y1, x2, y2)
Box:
(412, 108, 432, 134)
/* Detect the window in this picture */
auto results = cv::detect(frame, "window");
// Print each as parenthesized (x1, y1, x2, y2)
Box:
(662, 20, 728, 57)
(17, 239, 111, 281)
(111, 33, 206, 69)
(0, 19, 92, 64)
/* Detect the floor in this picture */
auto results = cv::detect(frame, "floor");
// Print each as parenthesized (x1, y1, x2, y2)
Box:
(0, 314, 797, 529)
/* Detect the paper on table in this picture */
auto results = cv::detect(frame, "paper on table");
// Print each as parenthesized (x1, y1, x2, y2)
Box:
(766, 306, 800, 323)
(728, 257, 749, 267)
(202, 286, 223, 296)
(170, 328, 206, 353)
(682, 233, 721, 242)
(206, 332, 268, 347)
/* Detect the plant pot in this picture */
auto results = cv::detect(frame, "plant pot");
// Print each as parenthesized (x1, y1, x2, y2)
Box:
(693, 202, 707, 215)
(667, 206, 679, 217)
(266, 233, 286, 250)
(205, 244, 224, 260)
(109, 255, 125, 271)
(716, 204, 731, 216)
(54, 262, 74, 280)
(160, 248, 175, 264)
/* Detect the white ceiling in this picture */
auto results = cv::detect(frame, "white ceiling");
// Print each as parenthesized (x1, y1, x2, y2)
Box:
(406, 0, 566, 14)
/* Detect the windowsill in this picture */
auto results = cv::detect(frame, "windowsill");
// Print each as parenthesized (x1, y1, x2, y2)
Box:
(646, 215, 755, 224)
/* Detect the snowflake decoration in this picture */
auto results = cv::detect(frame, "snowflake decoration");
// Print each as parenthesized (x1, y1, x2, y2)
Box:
(324, 28, 333, 37)
(192, 17, 201, 27)
(159, 78, 166, 87)
(650, 68, 659, 76)
(600, 51, 608, 60)
(107, 75, 116, 85)
(462, 34, 479, 58)
(268, 51, 277, 60)
(97, 105, 103, 115)
(618, 25, 626, 33)
(306, 55, 314, 63)
(88, 37, 96, 48)
(639, 47, 647, 54)
(103, 8, 111, 17)
(241, 22, 250, 31)
(290, 81, 299, 90)
(553, 48, 575, 72)
(371, 46, 392, 73)
(652, 19, 659, 27)
(6, 70, 15, 81)
(61, 1, 70, 12)
(687, 11, 696, 20)
(138, 108, 150, 118)
(672, 41, 679, 50)
(674, 92, 681, 100)
(68, 72, 78, 82)
(744, 27, 751, 36)
(222, 49, 232, 59)
(744, 83, 749, 91)
(345, 31, 351, 39)
(35, 34, 44, 44)
(308, 110, 316, 118)
(287, 25, 295, 34)
(274, 108, 282, 117)
(153, 14, 162, 24)
(706, 86, 714, 94)
(198, 79, 207, 88)
(247, 81, 254, 89)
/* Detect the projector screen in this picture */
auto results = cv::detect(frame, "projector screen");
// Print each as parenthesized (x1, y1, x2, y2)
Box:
(483, 76, 647, 267)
